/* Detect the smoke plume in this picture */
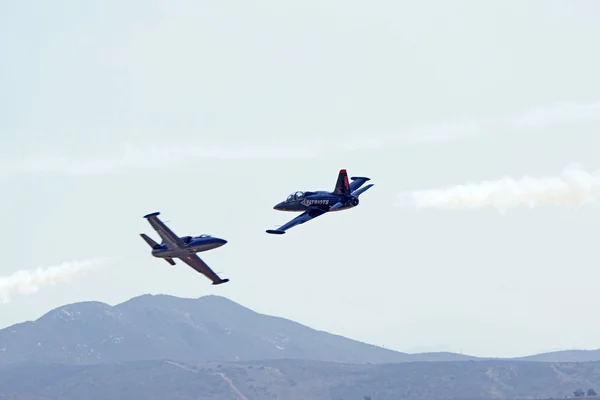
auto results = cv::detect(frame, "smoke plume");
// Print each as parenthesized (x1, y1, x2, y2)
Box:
(0, 258, 108, 303)
(396, 165, 600, 211)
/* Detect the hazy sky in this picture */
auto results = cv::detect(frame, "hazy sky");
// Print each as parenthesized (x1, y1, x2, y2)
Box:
(1, 0, 600, 358)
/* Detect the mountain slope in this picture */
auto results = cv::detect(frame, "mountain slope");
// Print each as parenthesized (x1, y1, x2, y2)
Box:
(0, 294, 476, 366)
(2, 359, 600, 400)
(518, 349, 600, 362)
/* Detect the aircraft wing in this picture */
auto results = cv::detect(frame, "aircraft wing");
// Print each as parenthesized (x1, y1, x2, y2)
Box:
(179, 253, 229, 285)
(266, 207, 327, 234)
(143, 212, 185, 249)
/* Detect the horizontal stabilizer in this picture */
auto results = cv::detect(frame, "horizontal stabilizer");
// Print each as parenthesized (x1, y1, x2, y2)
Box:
(352, 183, 374, 197)
(212, 278, 230, 285)
(164, 257, 176, 266)
(140, 233, 160, 249)
(349, 176, 371, 192)
(266, 229, 286, 235)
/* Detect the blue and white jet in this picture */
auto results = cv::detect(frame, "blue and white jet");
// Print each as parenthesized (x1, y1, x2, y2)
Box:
(266, 169, 374, 235)
(140, 212, 229, 285)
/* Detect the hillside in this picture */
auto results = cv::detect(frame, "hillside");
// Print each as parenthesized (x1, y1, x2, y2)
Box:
(518, 350, 600, 363)
(0, 294, 476, 366)
(2, 293, 600, 370)
(2, 294, 600, 399)
(2, 359, 600, 400)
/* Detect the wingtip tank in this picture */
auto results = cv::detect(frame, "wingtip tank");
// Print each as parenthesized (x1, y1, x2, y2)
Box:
(266, 229, 286, 235)
(143, 212, 161, 219)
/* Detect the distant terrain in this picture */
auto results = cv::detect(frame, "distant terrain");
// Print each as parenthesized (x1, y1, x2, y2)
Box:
(1, 294, 599, 399)
(2, 358, 600, 400)
(0, 294, 479, 366)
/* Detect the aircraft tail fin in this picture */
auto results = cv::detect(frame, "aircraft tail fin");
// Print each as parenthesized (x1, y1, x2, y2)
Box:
(140, 233, 160, 249)
(333, 169, 351, 195)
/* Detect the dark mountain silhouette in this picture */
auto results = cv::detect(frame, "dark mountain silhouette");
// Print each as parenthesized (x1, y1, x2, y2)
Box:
(0, 294, 477, 366)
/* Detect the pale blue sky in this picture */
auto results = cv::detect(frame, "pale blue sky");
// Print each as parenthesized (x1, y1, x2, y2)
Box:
(1, 0, 600, 358)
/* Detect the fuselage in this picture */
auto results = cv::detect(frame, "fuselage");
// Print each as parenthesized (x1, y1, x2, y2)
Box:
(273, 190, 359, 212)
(151, 235, 227, 258)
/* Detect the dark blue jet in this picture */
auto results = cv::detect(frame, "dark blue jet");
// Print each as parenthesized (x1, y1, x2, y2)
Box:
(140, 212, 230, 285)
(266, 169, 374, 235)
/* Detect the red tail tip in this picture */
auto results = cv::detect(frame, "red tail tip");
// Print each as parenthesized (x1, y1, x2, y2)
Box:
(340, 169, 347, 173)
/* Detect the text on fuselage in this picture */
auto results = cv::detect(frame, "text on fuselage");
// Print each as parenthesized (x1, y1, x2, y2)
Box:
(301, 199, 329, 206)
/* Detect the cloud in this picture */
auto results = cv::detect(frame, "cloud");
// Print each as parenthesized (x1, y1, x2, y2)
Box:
(508, 101, 600, 129)
(384, 100, 600, 144)
(1, 101, 599, 179)
(0, 258, 109, 303)
(0, 141, 325, 179)
(396, 164, 600, 212)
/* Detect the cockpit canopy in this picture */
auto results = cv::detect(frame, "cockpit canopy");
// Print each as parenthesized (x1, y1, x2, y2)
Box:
(182, 234, 211, 244)
(286, 191, 305, 202)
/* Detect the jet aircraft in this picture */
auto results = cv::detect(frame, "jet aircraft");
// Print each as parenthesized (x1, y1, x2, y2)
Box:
(140, 212, 230, 285)
(266, 169, 374, 235)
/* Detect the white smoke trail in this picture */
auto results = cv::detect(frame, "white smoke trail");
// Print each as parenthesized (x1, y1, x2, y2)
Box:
(396, 164, 600, 211)
(0, 258, 108, 303)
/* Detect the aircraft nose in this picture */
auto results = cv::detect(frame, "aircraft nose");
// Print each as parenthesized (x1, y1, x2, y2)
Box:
(214, 238, 227, 246)
(273, 201, 285, 210)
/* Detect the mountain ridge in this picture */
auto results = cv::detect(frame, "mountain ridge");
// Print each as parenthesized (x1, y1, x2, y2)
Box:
(0, 293, 476, 366)
(1, 293, 599, 366)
